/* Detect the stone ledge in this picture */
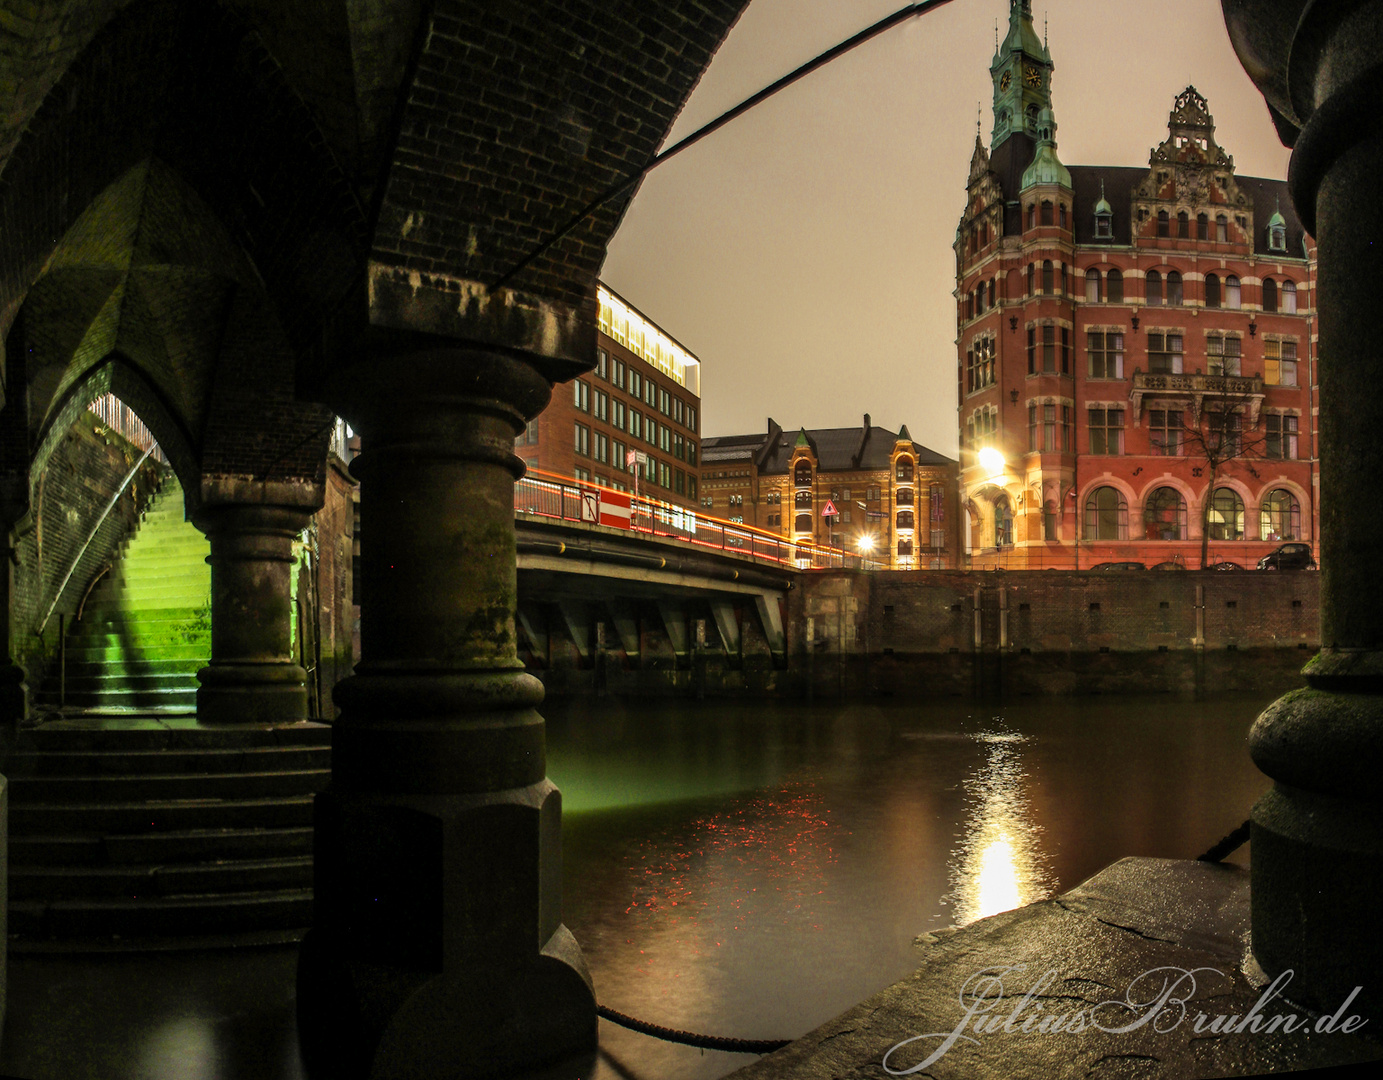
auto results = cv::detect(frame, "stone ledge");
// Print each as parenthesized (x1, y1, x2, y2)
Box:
(727, 858, 1382, 1080)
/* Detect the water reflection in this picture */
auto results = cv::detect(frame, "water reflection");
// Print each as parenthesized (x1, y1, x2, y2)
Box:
(945, 728, 1054, 925)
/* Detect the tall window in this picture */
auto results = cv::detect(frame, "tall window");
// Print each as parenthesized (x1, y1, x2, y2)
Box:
(1207, 488, 1245, 540)
(1041, 200, 1054, 226)
(1084, 487, 1128, 540)
(1059, 203, 1068, 229)
(1166, 270, 1183, 306)
(1042, 260, 1054, 294)
(994, 496, 1014, 546)
(1268, 220, 1287, 251)
(629, 409, 641, 439)
(1260, 488, 1301, 540)
(1027, 204, 1036, 231)
(794, 460, 812, 486)
(1088, 331, 1124, 378)
(1197, 213, 1208, 240)
(1043, 500, 1057, 540)
(1107, 269, 1124, 303)
(1147, 332, 1183, 374)
(574, 422, 590, 456)
(1177, 211, 1189, 238)
(1209, 411, 1242, 456)
(897, 510, 915, 530)
(1216, 214, 1229, 242)
(1027, 262, 1035, 296)
(1283, 280, 1298, 313)
(1088, 408, 1124, 454)
(1205, 273, 1221, 308)
(1027, 326, 1036, 374)
(1226, 275, 1241, 309)
(1042, 324, 1056, 372)
(1095, 206, 1112, 238)
(1157, 210, 1169, 237)
(1207, 334, 1241, 376)
(1146, 270, 1163, 305)
(1144, 487, 1187, 540)
(896, 458, 914, 483)
(1263, 277, 1278, 313)
(1149, 409, 1183, 455)
(1265, 339, 1298, 385)
(1085, 268, 1102, 303)
(967, 336, 996, 393)
(1266, 414, 1299, 459)
(574, 380, 590, 411)
(596, 349, 608, 379)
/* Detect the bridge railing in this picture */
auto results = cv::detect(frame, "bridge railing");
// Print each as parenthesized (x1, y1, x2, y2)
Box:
(515, 470, 856, 570)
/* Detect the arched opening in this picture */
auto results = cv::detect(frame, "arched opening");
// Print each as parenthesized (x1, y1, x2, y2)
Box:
(1144, 486, 1188, 540)
(1261, 488, 1302, 541)
(1084, 486, 1127, 540)
(1205, 273, 1221, 308)
(794, 459, 813, 486)
(1146, 269, 1163, 306)
(993, 495, 1014, 547)
(1207, 488, 1245, 541)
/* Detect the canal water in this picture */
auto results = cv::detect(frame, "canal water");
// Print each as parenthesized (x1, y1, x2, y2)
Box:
(546, 691, 1278, 1080)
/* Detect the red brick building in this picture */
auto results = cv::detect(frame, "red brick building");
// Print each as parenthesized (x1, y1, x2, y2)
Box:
(701, 417, 959, 569)
(515, 283, 702, 509)
(957, 0, 1316, 569)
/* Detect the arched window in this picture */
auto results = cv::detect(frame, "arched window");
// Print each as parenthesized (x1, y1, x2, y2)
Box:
(1043, 499, 1057, 540)
(994, 496, 1014, 547)
(1059, 203, 1068, 229)
(1263, 277, 1278, 313)
(1146, 269, 1163, 306)
(1107, 268, 1124, 304)
(897, 510, 915, 530)
(794, 513, 813, 534)
(795, 489, 812, 507)
(1197, 213, 1209, 240)
(1226, 275, 1241, 309)
(1027, 204, 1036, 230)
(794, 460, 812, 486)
(1042, 259, 1054, 294)
(1166, 270, 1183, 306)
(897, 539, 914, 558)
(1041, 200, 1054, 226)
(896, 458, 914, 483)
(1205, 273, 1221, 308)
(1177, 211, 1189, 238)
(1260, 488, 1301, 541)
(1207, 488, 1245, 541)
(1027, 262, 1035, 296)
(1157, 210, 1169, 237)
(1282, 280, 1297, 313)
(1144, 487, 1188, 540)
(1085, 268, 1102, 303)
(1216, 214, 1229, 242)
(1084, 487, 1128, 540)
(896, 487, 914, 506)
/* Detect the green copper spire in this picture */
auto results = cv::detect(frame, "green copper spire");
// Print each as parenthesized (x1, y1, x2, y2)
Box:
(990, 0, 1054, 150)
(1095, 178, 1112, 216)
(795, 428, 811, 448)
(1021, 105, 1071, 189)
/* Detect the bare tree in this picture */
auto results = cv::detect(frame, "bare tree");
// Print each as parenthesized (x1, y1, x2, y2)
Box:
(1174, 375, 1267, 568)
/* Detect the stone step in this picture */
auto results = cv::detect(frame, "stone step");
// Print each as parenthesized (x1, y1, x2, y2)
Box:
(8, 768, 327, 803)
(31, 688, 199, 710)
(8, 743, 330, 777)
(58, 657, 204, 675)
(64, 646, 207, 663)
(11, 795, 316, 835)
(10, 855, 314, 900)
(10, 826, 316, 867)
(23, 722, 330, 752)
(35, 673, 200, 693)
(8, 888, 314, 940)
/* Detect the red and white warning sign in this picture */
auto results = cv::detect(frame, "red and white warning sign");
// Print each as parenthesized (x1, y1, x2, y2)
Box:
(581, 487, 632, 530)
(821, 499, 838, 517)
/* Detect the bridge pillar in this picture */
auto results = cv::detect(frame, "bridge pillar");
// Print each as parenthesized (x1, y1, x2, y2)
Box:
(298, 346, 595, 1079)
(193, 503, 312, 725)
(1225, 0, 1383, 1023)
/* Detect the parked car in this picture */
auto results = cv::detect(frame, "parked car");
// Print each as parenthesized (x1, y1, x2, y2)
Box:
(1091, 561, 1146, 570)
(1258, 543, 1317, 570)
(1151, 560, 1186, 570)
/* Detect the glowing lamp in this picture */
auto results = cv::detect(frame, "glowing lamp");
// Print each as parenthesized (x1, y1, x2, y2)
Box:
(857, 535, 876, 553)
(978, 447, 1006, 474)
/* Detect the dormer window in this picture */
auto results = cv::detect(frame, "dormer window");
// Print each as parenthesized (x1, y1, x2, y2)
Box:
(1268, 222, 1287, 252)
(1095, 209, 1112, 238)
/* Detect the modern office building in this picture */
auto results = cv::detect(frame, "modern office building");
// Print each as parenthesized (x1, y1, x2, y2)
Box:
(515, 283, 702, 509)
(956, 0, 1316, 568)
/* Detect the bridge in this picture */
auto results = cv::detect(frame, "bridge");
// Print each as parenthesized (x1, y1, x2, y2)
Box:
(512, 471, 845, 674)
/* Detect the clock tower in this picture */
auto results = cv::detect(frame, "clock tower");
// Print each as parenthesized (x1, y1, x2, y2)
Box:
(989, 0, 1053, 151)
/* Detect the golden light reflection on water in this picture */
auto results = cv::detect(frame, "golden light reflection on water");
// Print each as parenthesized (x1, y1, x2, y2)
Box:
(946, 729, 1053, 925)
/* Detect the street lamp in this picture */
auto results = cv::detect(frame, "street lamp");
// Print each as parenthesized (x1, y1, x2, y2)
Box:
(857, 533, 876, 570)
(978, 446, 1006, 476)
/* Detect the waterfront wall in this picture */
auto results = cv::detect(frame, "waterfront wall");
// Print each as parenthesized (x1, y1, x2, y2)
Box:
(531, 569, 1318, 698)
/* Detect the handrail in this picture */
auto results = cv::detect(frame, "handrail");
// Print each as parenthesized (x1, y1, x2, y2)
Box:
(515, 468, 859, 571)
(37, 445, 156, 636)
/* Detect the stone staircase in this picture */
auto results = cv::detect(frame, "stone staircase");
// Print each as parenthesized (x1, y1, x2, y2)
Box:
(6, 718, 330, 949)
(36, 474, 209, 713)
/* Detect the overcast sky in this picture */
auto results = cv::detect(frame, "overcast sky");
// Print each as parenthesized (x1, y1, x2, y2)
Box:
(600, 0, 1292, 456)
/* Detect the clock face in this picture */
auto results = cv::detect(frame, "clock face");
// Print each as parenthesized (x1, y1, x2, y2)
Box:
(999, 71, 1011, 92)
(1024, 66, 1042, 88)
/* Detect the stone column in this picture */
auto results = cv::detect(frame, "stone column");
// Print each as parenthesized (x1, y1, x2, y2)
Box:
(193, 504, 311, 725)
(296, 347, 595, 1080)
(0, 523, 28, 741)
(1224, 0, 1383, 1022)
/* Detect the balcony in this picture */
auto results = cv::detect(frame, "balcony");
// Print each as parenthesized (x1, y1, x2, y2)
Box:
(1129, 370, 1264, 424)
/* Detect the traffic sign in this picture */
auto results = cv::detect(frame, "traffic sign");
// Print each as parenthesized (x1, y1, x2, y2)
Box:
(822, 499, 838, 517)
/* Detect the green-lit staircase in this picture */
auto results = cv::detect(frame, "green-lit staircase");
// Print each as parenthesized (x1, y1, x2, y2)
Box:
(37, 476, 210, 712)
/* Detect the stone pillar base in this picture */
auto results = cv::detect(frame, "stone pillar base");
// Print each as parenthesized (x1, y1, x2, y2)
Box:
(196, 662, 308, 725)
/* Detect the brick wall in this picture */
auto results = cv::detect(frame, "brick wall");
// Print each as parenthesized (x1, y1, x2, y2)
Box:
(15, 414, 165, 686)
